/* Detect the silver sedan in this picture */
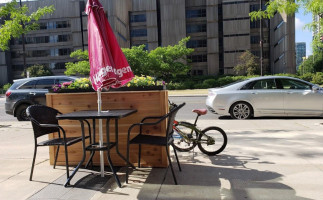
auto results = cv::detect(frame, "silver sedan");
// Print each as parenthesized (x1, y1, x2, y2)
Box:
(206, 76, 323, 119)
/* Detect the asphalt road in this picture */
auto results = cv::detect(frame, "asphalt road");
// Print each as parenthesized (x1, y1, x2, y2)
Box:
(169, 96, 220, 121)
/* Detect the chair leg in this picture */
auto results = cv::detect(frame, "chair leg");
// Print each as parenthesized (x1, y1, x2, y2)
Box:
(53, 145, 60, 169)
(138, 144, 141, 168)
(29, 146, 37, 181)
(63, 145, 70, 179)
(166, 146, 178, 185)
(172, 144, 181, 171)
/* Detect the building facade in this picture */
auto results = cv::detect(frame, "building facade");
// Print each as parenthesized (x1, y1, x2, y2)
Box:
(0, 0, 296, 86)
(295, 42, 306, 69)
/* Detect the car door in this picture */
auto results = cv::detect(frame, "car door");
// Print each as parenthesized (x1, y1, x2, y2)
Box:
(15, 80, 38, 103)
(32, 78, 55, 105)
(277, 78, 323, 116)
(242, 78, 284, 115)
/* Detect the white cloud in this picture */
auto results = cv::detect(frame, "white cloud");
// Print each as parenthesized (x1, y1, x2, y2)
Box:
(295, 17, 305, 30)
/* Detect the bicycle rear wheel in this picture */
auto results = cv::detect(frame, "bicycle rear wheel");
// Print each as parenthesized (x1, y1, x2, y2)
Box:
(197, 126, 227, 156)
(172, 122, 198, 152)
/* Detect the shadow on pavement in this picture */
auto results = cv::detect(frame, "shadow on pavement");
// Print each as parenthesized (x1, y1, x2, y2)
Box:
(137, 154, 312, 200)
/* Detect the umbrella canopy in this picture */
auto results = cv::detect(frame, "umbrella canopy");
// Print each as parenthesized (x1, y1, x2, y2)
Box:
(86, 0, 134, 91)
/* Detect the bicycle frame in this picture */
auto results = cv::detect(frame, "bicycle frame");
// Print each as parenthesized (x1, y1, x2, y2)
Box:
(173, 121, 215, 146)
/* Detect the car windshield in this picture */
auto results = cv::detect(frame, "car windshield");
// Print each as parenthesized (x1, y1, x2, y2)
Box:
(220, 79, 247, 88)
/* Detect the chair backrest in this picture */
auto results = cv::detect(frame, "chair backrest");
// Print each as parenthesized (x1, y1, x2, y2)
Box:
(166, 102, 185, 139)
(26, 105, 60, 138)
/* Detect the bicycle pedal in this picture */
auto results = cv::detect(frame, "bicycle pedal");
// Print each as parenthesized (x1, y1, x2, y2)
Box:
(188, 134, 193, 139)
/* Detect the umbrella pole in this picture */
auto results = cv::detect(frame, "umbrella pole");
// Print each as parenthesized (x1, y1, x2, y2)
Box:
(97, 89, 105, 177)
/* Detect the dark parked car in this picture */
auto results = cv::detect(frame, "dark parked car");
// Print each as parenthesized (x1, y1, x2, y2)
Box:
(5, 76, 77, 121)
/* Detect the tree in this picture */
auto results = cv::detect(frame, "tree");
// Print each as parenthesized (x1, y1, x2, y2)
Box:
(21, 64, 53, 77)
(249, 0, 323, 52)
(64, 49, 90, 76)
(122, 45, 150, 75)
(64, 37, 194, 80)
(148, 37, 194, 81)
(298, 51, 323, 74)
(0, 0, 55, 51)
(234, 50, 260, 76)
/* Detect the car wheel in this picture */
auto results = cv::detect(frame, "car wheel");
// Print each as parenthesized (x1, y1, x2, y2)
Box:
(16, 104, 30, 121)
(230, 102, 253, 119)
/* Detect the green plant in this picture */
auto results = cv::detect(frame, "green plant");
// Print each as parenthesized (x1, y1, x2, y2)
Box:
(52, 78, 92, 92)
(3, 83, 12, 91)
(312, 72, 323, 85)
(22, 64, 53, 77)
(126, 75, 159, 87)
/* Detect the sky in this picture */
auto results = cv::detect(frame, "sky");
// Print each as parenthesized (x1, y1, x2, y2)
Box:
(295, 8, 313, 56)
(0, 0, 314, 56)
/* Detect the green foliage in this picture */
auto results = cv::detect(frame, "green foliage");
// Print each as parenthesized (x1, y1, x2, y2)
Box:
(64, 50, 90, 76)
(312, 72, 323, 85)
(21, 64, 53, 77)
(249, 0, 323, 52)
(3, 83, 12, 91)
(126, 75, 158, 87)
(122, 37, 194, 81)
(298, 72, 314, 82)
(122, 45, 150, 75)
(298, 52, 323, 74)
(0, 0, 55, 51)
(148, 37, 194, 81)
(203, 79, 217, 88)
(52, 78, 92, 92)
(234, 50, 260, 76)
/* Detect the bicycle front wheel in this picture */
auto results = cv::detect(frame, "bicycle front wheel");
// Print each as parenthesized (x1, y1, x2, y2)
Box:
(197, 126, 227, 156)
(172, 122, 198, 152)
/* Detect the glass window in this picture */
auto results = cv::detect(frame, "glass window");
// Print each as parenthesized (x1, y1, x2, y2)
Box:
(56, 79, 73, 84)
(130, 29, 147, 37)
(187, 40, 207, 48)
(186, 9, 206, 18)
(35, 79, 55, 89)
(19, 80, 37, 89)
(130, 14, 146, 23)
(186, 24, 206, 33)
(279, 79, 311, 90)
(250, 35, 260, 44)
(241, 79, 276, 90)
(188, 54, 207, 62)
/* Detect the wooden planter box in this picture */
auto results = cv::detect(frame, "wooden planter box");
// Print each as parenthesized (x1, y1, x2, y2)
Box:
(46, 90, 168, 167)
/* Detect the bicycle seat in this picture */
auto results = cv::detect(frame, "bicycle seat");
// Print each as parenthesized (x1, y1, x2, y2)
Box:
(192, 109, 207, 115)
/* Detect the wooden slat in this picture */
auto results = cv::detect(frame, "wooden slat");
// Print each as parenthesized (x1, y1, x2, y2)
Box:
(46, 90, 169, 167)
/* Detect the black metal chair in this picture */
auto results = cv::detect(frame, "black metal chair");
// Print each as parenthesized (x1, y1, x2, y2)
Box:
(26, 105, 89, 181)
(126, 102, 186, 185)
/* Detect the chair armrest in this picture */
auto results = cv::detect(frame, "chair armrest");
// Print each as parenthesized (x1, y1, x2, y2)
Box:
(39, 123, 60, 128)
(127, 117, 167, 140)
(141, 116, 164, 123)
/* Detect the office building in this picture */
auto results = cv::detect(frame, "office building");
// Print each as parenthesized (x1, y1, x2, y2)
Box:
(0, 0, 296, 86)
(295, 42, 306, 69)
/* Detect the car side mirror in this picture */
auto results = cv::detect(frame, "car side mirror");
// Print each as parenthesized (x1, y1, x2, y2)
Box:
(312, 85, 319, 92)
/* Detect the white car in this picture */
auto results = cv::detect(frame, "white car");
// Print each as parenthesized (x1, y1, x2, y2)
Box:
(206, 76, 323, 119)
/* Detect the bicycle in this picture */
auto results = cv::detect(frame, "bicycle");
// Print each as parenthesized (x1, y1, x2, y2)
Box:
(170, 101, 227, 156)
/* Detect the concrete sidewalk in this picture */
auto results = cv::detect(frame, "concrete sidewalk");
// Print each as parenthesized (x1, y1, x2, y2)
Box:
(1, 119, 323, 200)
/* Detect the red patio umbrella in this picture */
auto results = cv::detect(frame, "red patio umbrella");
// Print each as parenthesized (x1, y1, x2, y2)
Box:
(85, 0, 134, 176)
